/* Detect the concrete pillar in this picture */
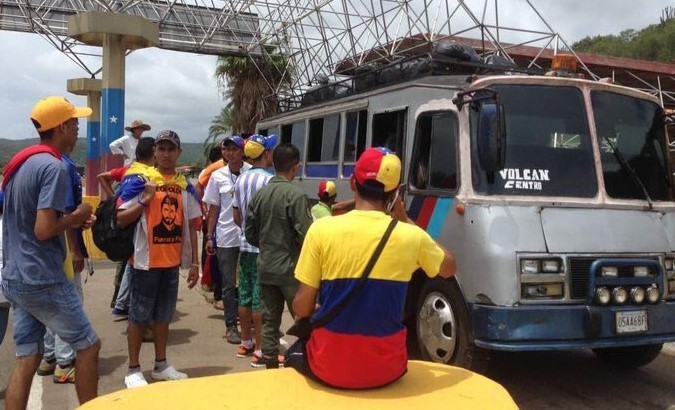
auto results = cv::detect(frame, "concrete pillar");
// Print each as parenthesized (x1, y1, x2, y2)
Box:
(101, 34, 126, 171)
(67, 78, 102, 196)
(68, 11, 158, 173)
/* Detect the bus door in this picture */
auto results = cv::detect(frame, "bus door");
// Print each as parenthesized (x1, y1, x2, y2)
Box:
(406, 110, 459, 238)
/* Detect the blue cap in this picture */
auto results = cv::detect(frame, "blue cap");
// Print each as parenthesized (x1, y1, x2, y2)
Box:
(244, 134, 278, 158)
(222, 135, 245, 148)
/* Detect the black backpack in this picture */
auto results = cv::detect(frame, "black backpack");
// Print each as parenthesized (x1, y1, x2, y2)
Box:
(92, 195, 137, 262)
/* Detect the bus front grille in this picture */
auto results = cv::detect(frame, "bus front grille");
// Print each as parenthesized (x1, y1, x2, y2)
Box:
(569, 258, 593, 299)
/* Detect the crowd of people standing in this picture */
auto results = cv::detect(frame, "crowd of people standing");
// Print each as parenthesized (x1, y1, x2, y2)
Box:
(0, 95, 456, 408)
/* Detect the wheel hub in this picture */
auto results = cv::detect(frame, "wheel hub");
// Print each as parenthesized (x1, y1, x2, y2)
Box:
(417, 291, 457, 363)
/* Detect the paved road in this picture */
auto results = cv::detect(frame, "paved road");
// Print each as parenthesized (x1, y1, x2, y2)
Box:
(1, 261, 674, 409)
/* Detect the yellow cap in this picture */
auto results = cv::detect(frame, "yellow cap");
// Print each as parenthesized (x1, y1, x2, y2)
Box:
(30, 96, 92, 132)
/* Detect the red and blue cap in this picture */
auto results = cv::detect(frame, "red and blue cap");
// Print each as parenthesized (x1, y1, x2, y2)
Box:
(222, 135, 245, 148)
(244, 134, 278, 159)
(354, 147, 401, 193)
(318, 180, 337, 198)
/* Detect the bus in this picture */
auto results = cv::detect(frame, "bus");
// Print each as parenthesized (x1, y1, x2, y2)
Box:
(256, 53, 675, 370)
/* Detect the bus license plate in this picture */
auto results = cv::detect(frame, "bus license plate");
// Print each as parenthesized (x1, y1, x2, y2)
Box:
(615, 310, 648, 334)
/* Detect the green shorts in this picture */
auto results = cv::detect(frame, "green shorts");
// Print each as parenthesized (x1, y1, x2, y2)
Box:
(238, 252, 261, 312)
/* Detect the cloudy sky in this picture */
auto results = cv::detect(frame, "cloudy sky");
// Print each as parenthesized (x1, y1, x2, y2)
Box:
(0, 0, 672, 143)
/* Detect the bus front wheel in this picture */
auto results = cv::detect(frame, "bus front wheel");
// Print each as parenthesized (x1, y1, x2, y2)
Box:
(592, 344, 663, 368)
(416, 277, 487, 372)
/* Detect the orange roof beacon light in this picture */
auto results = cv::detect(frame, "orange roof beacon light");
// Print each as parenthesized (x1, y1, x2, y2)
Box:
(549, 53, 579, 77)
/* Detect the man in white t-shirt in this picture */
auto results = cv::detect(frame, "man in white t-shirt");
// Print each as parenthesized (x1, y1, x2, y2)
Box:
(109, 119, 151, 166)
(203, 136, 250, 345)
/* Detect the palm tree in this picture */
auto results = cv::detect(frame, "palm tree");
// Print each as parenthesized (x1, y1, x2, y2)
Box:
(203, 105, 235, 158)
(215, 42, 294, 134)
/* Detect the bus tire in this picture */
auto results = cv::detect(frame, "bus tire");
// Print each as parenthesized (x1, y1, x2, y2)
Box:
(592, 344, 663, 368)
(415, 277, 488, 373)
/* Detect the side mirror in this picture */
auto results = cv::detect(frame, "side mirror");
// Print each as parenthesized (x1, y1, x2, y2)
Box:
(477, 102, 506, 173)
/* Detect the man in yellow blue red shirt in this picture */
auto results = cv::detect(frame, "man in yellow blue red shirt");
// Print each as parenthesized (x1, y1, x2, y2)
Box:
(290, 147, 456, 389)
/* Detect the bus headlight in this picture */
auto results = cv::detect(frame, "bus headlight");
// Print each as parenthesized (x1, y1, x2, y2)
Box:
(521, 260, 540, 274)
(630, 287, 645, 304)
(646, 285, 660, 303)
(601, 266, 618, 277)
(596, 287, 611, 305)
(633, 266, 650, 277)
(522, 283, 563, 299)
(541, 259, 562, 273)
(612, 287, 628, 304)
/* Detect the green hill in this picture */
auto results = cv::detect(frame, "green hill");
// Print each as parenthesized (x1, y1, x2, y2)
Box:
(573, 7, 675, 62)
(0, 138, 207, 171)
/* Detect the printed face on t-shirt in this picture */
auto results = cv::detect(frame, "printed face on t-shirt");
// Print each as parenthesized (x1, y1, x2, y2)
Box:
(161, 202, 177, 227)
(151, 191, 182, 245)
(148, 186, 183, 267)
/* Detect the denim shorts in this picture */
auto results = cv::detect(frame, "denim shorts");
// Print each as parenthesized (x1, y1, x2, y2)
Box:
(129, 266, 180, 325)
(1, 279, 98, 357)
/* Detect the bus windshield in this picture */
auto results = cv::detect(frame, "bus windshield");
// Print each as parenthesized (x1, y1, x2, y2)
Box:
(472, 85, 597, 197)
(592, 91, 674, 202)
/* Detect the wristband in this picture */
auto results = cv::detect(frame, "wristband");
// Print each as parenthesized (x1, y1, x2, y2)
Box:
(138, 199, 149, 207)
(191, 263, 200, 268)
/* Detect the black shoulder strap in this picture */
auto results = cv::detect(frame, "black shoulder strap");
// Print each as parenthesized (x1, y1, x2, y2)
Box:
(312, 218, 398, 329)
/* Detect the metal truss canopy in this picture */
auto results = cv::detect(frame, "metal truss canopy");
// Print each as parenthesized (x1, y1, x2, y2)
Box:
(0, 0, 259, 74)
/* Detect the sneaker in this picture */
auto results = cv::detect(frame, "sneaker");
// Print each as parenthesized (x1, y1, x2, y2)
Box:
(112, 308, 129, 321)
(151, 365, 188, 381)
(225, 326, 241, 344)
(124, 371, 148, 388)
(236, 344, 255, 358)
(53, 364, 75, 384)
(37, 357, 56, 376)
(250, 352, 285, 369)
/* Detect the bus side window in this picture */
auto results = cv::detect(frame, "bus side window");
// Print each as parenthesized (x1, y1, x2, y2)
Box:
(372, 109, 407, 158)
(411, 111, 459, 192)
(306, 115, 340, 178)
(342, 110, 367, 178)
(307, 114, 340, 163)
(281, 121, 307, 176)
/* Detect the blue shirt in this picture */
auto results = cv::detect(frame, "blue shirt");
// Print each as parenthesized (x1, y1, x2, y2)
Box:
(1, 153, 70, 285)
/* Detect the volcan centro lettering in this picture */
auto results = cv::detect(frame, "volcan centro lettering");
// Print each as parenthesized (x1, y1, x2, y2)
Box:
(500, 168, 550, 191)
(499, 168, 550, 181)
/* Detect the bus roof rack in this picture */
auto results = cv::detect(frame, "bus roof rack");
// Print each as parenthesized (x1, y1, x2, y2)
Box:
(293, 40, 547, 110)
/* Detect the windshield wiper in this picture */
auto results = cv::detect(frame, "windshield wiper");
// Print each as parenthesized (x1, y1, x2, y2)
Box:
(603, 136, 653, 209)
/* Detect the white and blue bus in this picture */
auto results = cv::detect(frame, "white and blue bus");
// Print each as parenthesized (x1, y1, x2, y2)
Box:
(257, 54, 675, 370)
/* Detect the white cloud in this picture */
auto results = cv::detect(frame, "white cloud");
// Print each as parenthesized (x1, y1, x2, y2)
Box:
(0, 32, 222, 143)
